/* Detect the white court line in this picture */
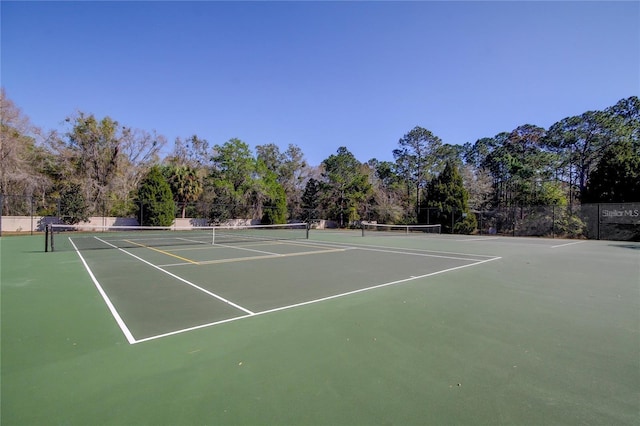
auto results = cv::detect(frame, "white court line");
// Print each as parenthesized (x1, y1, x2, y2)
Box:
(68, 238, 136, 344)
(160, 239, 481, 267)
(314, 240, 495, 258)
(158, 247, 350, 267)
(176, 237, 210, 245)
(351, 246, 489, 262)
(551, 241, 586, 249)
(455, 237, 501, 242)
(75, 235, 501, 344)
(94, 237, 254, 315)
(301, 238, 499, 259)
(213, 242, 282, 256)
(133, 255, 502, 344)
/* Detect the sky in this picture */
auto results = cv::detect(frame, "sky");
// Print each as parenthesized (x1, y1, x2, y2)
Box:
(1, 1, 639, 166)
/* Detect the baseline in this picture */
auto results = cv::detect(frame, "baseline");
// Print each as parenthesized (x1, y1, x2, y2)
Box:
(133, 255, 502, 344)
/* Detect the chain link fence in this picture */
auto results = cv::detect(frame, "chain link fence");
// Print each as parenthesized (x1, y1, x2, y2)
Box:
(473, 203, 639, 241)
(366, 203, 640, 241)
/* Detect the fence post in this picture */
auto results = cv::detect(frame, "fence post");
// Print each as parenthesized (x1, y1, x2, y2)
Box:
(451, 209, 455, 234)
(597, 203, 601, 240)
(30, 195, 34, 235)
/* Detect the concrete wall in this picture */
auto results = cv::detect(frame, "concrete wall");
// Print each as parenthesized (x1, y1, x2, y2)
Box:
(1, 216, 261, 233)
(1, 216, 45, 233)
(0, 216, 140, 233)
(308, 219, 338, 229)
(173, 218, 260, 228)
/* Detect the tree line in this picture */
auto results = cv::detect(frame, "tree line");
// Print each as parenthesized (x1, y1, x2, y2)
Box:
(1, 88, 638, 232)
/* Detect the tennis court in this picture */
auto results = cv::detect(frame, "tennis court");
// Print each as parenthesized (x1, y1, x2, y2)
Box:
(45, 224, 499, 343)
(2, 228, 639, 425)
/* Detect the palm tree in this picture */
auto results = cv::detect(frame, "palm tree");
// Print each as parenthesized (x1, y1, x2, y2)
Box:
(168, 165, 203, 219)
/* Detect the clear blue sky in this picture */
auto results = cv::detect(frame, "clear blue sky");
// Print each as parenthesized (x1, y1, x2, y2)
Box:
(2, 1, 638, 166)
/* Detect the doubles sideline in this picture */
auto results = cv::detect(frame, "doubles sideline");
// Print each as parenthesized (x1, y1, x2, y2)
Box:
(68, 236, 502, 345)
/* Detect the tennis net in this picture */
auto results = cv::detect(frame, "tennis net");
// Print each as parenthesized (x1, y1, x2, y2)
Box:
(45, 223, 309, 252)
(361, 222, 441, 237)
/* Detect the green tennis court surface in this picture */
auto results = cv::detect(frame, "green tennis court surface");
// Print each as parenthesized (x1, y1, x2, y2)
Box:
(2, 231, 639, 425)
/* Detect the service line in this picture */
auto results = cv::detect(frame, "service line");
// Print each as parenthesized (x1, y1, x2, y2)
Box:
(134, 255, 502, 344)
(551, 241, 586, 249)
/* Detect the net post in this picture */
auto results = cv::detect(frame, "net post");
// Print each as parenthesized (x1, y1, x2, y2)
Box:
(50, 224, 55, 252)
(306, 222, 310, 239)
(45, 224, 49, 252)
(212, 227, 216, 245)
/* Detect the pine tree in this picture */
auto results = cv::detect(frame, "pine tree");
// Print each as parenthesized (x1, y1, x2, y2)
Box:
(301, 178, 321, 221)
(583, 141, 640, 203)
(137, 166, 175, 226)
(420, 161, 477, 234)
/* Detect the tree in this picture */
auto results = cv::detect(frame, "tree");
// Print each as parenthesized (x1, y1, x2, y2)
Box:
(58, 183, 89, 225)
(463, 137, 497, 170)
(544, 110, 618, 202)
(583, 141, 640, 203)
(280, 144, 309, 219)
(255, 143, 283, 174)
(321, 147, 372, 227)
(0, 89, 51, 206)
(136, 166, 174, 226)
(112, 126, 166, 213)
(161, 165, 203, 218)
(258, 165, 288, 225)
(166, 135, 210, 168)
(301, 178, 321, 221)
(64, 114, 121, 212)
(256, 143, 309, 220)
(365, 159, 405, 223)
(209, 138, 256, 221)
(421, 161, 476, 234)
(60, 112, 164, 215)
(606, 96, 639, 150)
(481, 125, 558, 207)
(393, 126, 444, 220)
(460, 165, 493, 211)
(246, 158, 288, 224)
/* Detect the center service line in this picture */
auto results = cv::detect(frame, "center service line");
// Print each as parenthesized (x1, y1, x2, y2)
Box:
(133, 255, 503, 344)
(122, 239, 200, 264)
(95, 237, 255, 317)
